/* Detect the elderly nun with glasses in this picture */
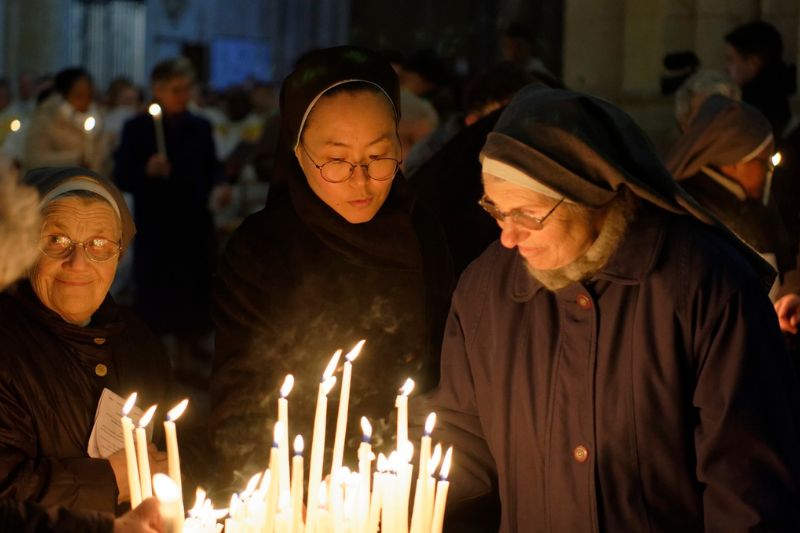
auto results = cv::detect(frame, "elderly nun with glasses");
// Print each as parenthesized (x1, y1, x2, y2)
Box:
(416, 85, 800, 532)
(0, 167, 170, 514)
(210, 47, 453, 487)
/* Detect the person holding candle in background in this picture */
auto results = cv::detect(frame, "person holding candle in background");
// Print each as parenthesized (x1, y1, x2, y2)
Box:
(210, 46, 453, 491)
(0, 167, 171, 515)
(114, 58, 228, 374)
(414, 85, 800, 532)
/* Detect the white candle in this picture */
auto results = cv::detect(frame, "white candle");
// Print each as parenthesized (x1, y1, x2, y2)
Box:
(307, 350, 341, 531)
(275, 491, 292, 533)
(164, 398, 188, 516)
(431, 447, 453, 533)
(120, 393, 142, 508)
(317, 481, 333, 533)
(423, 445, 442, 533)
(397, 442, 414, 533)
(410, 413, 436, 533)
(331, 468, 346, 533)
(395, 378, 415, 448)
(153, 473, 183, 533)
(367, 454, 388, 533)
(357, 417, 373, 533)
(266, 422, 283, 532)
(290, 436, 304, 533)
(148, 103, 167, 157)
(135, 404, 157, 499)
(331, 340, 365, 476)
(279, 374, 294, 499)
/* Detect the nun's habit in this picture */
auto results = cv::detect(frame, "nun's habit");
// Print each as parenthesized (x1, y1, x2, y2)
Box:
(210, 47, 453, 488)
(416, 85, 800, 532)
(0, 167, 169, 515)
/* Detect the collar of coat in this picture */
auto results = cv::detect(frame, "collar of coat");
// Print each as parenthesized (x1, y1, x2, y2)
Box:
(510, 205, 666, 301)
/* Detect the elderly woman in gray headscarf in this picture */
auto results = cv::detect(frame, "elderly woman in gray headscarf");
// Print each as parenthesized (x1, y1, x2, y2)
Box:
(415, 84, 800, 532)
(0, 167, 170, 516)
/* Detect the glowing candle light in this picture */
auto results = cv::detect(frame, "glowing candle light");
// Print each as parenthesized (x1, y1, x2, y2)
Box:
(396, 378, 415, 448)
(358, 417, 373, 533)
(317, 480, 333, 533)
(83, 116, 96, 132)
(290, 436, 304, 533)
(411, 412, 436, 532)
(120, 393, 142, 508)
(164, 398, 188, 518)
(135, 404, 157, 498)
(9, 119, 20, 132)
(332, 340, 365, 476)
(367, 453, 388, 533)
(772, 152, 782, 167)
(278, 374, 294, 498)
(307, 350, 340, 532)
(153, 473, 183, 533)
(431, 447, 453, 533)
(275, 491, 292, 533)
(147, 103, 167, 157)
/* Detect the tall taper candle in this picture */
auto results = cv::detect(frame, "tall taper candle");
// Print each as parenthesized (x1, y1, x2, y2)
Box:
(331, 340, 365, 476)
(120, 393, 142, 507)
(135, 405, 158, 498)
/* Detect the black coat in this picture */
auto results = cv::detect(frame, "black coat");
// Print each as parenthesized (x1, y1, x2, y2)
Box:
(114, 111, 222, 334)
(210, 175, 453, 488)
(0, 499, 112, 533)
(0, 282, 169, 514)
(417, 206, 800, 532)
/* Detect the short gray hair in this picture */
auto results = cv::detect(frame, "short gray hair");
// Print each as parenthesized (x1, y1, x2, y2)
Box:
(675, 70, 741, 129)
(0, 161, 40, 290)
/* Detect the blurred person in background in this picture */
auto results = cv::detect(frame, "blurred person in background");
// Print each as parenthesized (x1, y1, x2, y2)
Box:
(399, 49, 458, 120)
(114, 58, 226, 371)
(398, 89, 438, 169)
(23, 67, 110, 174)
(499, 23, 562, 88)
(674, 69, 741, 132)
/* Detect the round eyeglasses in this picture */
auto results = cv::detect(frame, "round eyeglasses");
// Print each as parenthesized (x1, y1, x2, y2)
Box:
(40, 234, 122, 262)
(478, 195, 565, 231)
(300, 143, 402, 183)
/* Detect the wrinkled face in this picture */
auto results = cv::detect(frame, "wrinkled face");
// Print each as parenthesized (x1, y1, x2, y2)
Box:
(29, 197, 120, 325)
(153, 76, 193, 115)
(719, 141, 775, 199)
(67, 77, 94, 114)
(725, 44, 761, 86)
(295, 90, 400, 224)
(482, 174, 602, 270)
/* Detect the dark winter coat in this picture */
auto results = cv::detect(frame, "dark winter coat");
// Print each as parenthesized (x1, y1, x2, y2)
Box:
(418, 204, 800, 532)
(0, 499, 112, 533)
(0, 281, 169, 514)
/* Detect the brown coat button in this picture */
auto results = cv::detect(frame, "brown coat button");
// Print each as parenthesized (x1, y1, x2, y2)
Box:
(93, 337, 106, 345)
(95, 364, 108, 377)
(576, 294, 592, 310)
(573, 445, 589, 463)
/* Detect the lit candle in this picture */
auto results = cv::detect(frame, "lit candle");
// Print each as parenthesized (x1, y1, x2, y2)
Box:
(275, 491, 292, 533)
(382, 452, 399, 533)
(9, 119, 21, 132)
(153, 473, 183, 533)
(431, 447, 453, 533)
(331, 340, 365, 476)
(164, 398, 188, 520)
(266, 421, 283, 531)
(120, 393, 142, 508)
(410, 413, 436, 532)
(278, 374, 294, 498)
(397, 442, 414, 533)
(290, 436, 304, 533)
(367, 453, 388, 533)
(83, 116, 96, 132)
(358, 417, 373, 533)
(423, 444, 442, 533)
(395, 378, 415, 448)
(317, 480, 333, 533)
(306, 349, 341, 532)
(148, 103, 167, 157)
(135, 404, 157, 499)
(331, 468, 347, 533)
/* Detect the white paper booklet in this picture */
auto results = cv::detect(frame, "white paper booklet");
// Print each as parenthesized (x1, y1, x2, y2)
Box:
(87, 388, 153, 458)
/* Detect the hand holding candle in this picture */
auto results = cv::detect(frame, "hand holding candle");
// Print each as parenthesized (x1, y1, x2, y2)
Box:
(152, 473, 183, 533)
(120, 393, 143, 508)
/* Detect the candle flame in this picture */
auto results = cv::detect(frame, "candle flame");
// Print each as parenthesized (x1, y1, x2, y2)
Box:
(294, 434, 304, 454)
(321, 375, 337, 396)
(190, 487, 206, 516)
(399, 377, 415, 396)
(280, 374, 295, 398)
(323, 349, 342, 381)
(213, 508, 230, 520)
(9, 119, 21, 132)
(429, 444, 443, 472)
(148, 103, 162, 117)
(424, 412, 437, 435)
(345, 339, 366, 362)
(166, 398, 188, 421)
(440, 446, 453, 479)
(152, 473, 180, 502)
(138, 404, 157, 427)
(360, 416, 372, 439)
(273, 421, 283, 445)
(377, 453, 389, 472)
(772, 152, 782, 167)
(83, 116, 96, 132)
(122, 392, 137, 415)
(243, 472, 261, 498)
(229, 493, 241, 515)
(318, 480, 329, 508)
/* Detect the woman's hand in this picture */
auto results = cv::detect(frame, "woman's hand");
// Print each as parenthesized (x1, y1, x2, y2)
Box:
(108, 444, 169, 503)
(114, 497, 163, 533)
(774, 293, 800, 334)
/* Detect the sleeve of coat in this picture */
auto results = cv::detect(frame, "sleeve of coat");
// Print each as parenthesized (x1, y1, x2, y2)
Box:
(692, 278, 800, 531)
(0, 499, 113, 533)
(23, 115, 83, 169)
(0, 376, 118, 512)
(414, 288, 498, 511)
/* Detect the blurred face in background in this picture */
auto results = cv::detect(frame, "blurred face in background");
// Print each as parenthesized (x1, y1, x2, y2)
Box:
(153, 75, 193, 115)
(296, 89, 400, 224)
(725, 45, 762, 86)
(66, 77, 94, 114)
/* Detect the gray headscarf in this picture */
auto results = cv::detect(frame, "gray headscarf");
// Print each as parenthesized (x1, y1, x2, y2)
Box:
(23, 167, 135, 251)
(479, 84, 775, 288)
